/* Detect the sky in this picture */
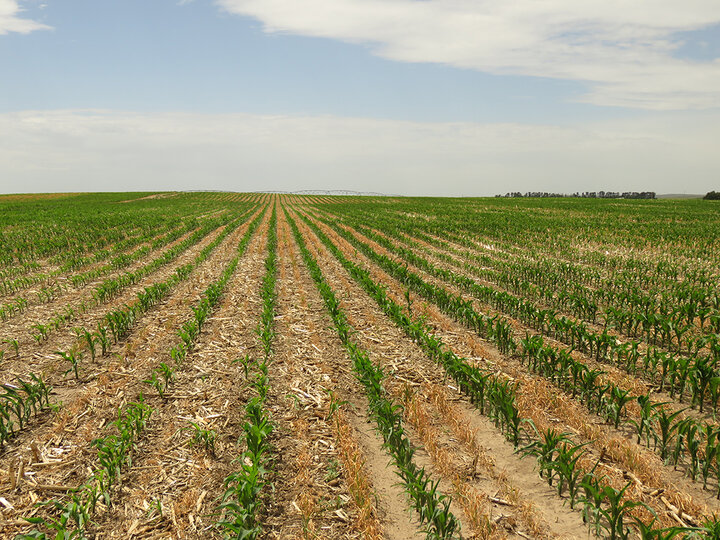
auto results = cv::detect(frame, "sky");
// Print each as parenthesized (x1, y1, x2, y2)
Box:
(1, 0, 719, 196)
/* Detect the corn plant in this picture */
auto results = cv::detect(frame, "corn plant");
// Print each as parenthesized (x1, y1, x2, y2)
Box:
(56, 350, 83, 381)
(186, 420, 216, 455)
(75, 328, 96, 362)
(22, 492, 92, 539)
(606, 386, 633, 429)
(655, 407, 687, 461)
(92, 399, 153, 495)
(32, 323, 49, 343)
(2, 337, 19, 357)
(94, 324, 110, 357)
(631, 396, 667, 446)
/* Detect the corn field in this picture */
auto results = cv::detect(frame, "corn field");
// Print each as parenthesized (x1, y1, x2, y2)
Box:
(1, 191, 720, 539)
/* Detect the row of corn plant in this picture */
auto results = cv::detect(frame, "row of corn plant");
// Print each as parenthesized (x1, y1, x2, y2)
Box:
(319, 200, 720, 349)
(328, 216, 720, 484)
(0, 374, 52, 447)
(0, 296, 28, 322)
(287, 209, 461, 539)
(293, 207, 720, 538)
(19, 399, 153, 539)
(519, 333, 720, 495)
(16, 206, 266, 539)
(308, 211, 720, 491)
(217, 206, 277, 539)
(0, 219, 179, 299)
(144, 207, 266, 397)
(2, 207, 251, 352)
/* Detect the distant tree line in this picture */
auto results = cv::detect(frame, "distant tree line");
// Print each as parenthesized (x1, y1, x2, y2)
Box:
(704, 191, 720, 200)
(496, 191, 656, 199)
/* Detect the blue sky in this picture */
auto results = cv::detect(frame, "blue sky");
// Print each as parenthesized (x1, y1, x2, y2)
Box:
(1, 0, 719, 195)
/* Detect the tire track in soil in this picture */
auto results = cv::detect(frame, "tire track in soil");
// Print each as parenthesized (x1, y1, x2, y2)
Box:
(300, 209, 719, 529)
(0, 210, 265, 536)
(290, 205, 632, 538)
(88, 208, 272, 539)
(291, 207, 588, 539)
(268, 206, 422, 540)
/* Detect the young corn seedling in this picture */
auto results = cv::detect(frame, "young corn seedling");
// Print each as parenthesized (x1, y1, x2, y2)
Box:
(80, 328, 96, 362)
(606, 386, 633, 429)
(2, 337, 19, 357)
(232, 354, 252, 380)
(22, 492, 93, 540)
(144, 371, 165, 399)
(94, 324, 110, 357)
(2, 383, 27, 430)
(518, 427, 572, 487)
(700, 424, 720, 488)
(56, 350, 83, 381)
(552, 441, 591, 508)
(186, 420, 216, 455)
(655, 407, 686, 461)
(598, 481, 650, 539)
(631, 396, 666, 446)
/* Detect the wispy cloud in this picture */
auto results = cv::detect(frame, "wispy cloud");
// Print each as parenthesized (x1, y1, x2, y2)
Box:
(0, 0, 50, 34)
(1, 109, 718, 195)
(216, 0, 720, 110)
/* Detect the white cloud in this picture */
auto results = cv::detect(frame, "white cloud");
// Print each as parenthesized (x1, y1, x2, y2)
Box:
(216, 0, 720, 110)
(0, 109, 718, 195)
(0, 0, 50, 34)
